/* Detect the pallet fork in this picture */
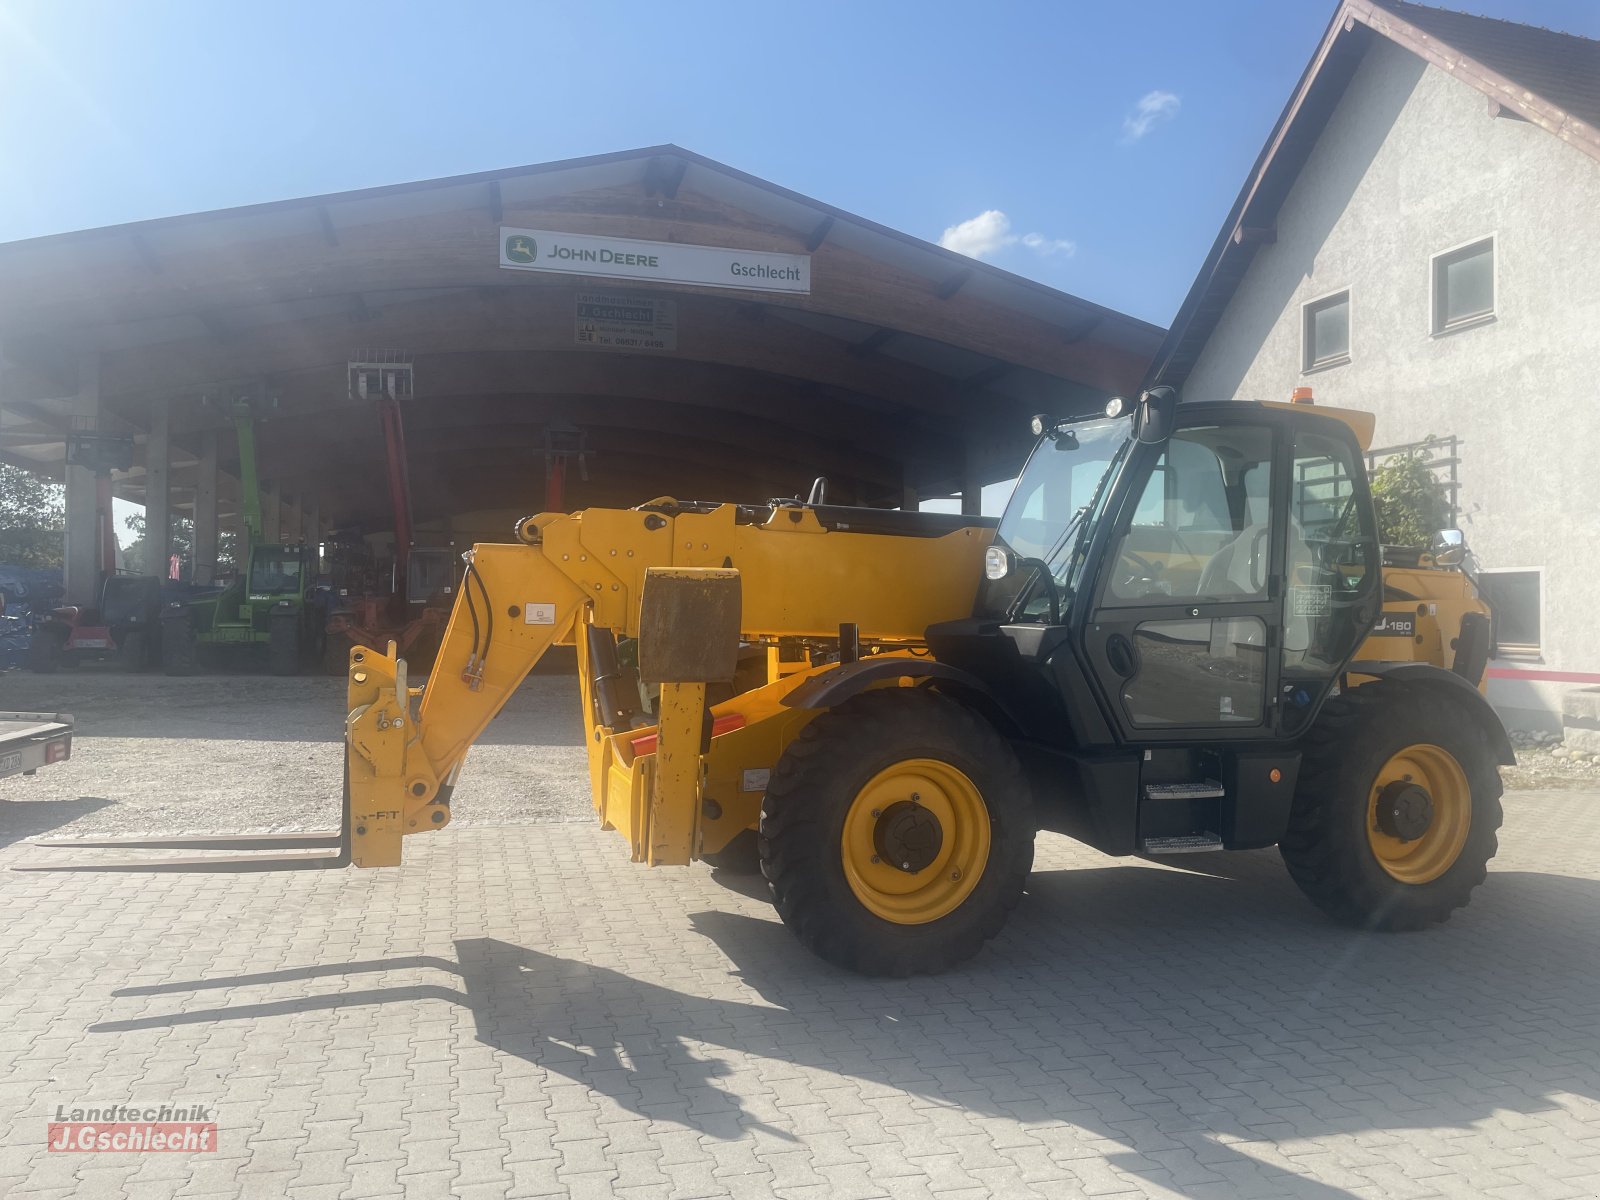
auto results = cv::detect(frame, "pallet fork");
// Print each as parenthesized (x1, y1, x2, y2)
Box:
(19, 769, 353, 872)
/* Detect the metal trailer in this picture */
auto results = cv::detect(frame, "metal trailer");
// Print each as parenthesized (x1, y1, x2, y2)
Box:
(0, 711, 74, 782)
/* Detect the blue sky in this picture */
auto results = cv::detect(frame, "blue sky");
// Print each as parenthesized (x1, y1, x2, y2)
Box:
(3, 0, 1595, 331)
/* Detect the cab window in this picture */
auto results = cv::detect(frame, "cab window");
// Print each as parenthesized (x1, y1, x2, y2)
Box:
(1104, 426, 1276, 605)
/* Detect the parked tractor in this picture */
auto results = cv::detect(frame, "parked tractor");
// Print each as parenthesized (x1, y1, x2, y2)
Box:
(38, 391, 1511, 978)
(28, 574, 166, 673)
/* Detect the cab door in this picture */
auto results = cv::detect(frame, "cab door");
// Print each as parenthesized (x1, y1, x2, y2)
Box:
(1079, 415, 1284, 743)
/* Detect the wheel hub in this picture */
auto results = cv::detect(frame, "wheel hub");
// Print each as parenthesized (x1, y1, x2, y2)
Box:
(873, 800, 944, 873)
(1375, 781, 1434, 842)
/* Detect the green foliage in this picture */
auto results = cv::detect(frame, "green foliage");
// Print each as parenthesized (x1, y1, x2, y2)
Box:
(1369, 441, 1452, 548)
(122, 512, 236, 577)
(0, 463, 65, 567)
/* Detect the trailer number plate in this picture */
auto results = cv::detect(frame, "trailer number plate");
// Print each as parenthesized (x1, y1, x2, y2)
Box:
(524, 604, 556, 625)
(0, 752, 21, 775)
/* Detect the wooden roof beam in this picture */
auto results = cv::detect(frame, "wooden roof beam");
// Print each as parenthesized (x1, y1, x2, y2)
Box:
(317, 206, 339, 247)
(935, 269, 972, 300)
(963, 363, 1012, 391)
(851, 328, 896, 357)
(805, 215, 835, 252)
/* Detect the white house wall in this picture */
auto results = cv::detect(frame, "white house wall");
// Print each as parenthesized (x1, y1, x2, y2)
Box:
(1183, 37, 1600, 729)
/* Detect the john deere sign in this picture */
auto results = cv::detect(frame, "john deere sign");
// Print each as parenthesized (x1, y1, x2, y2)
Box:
(500, 227, 810, 295)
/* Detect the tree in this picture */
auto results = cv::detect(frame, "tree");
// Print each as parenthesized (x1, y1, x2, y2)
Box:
(0, 463, 65, 567)
(122, 511, 235, 578)
(1369, 440, 1453, 548)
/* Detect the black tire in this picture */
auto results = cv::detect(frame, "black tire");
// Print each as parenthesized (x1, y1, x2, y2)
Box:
(27, 625, 65, 674)
(759, 688, 1034, 976)
(1280, 682, 1503, 931)
(117, 631, 145, 672)
(269, 612, 301, 676)
(324, 635, 350, 677)
(162, 616, 198, 676)
(701, 828, 761, 875)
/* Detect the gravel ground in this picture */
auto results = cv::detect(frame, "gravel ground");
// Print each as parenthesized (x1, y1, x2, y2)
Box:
(1, 665, 1591, 849)
(0, 668, 592, 844)
(1504, 728, 1600, 791)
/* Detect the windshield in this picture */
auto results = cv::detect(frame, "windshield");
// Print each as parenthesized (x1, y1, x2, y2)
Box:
(248, 552, 304, 596)
(977, 415, 1132, 621)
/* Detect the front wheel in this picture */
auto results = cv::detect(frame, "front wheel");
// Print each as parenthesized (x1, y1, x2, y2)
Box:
(27, 625, 65, 673)
(1280, 683, 1503, 931)
(268, 611, 301, 676)
(759, 689, 1034, 976)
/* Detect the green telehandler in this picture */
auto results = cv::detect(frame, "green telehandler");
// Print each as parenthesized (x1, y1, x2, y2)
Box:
(162, 397, 322, 675)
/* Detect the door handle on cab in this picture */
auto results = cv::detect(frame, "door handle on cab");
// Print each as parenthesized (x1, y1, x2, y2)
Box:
(1106, 633, 1136, 677)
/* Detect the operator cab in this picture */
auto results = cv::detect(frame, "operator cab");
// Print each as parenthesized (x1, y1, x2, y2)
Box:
(965, 389, 1381, 744)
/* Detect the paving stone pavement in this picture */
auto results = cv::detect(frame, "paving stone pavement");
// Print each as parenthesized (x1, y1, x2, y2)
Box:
(2, 790, 1599, 1199)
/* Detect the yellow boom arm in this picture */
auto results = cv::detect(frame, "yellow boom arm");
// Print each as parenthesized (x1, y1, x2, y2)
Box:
(343, 502, 994, 868)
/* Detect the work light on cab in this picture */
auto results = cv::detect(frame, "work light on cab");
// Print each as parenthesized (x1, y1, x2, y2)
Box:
(983, 546, 1010, 580)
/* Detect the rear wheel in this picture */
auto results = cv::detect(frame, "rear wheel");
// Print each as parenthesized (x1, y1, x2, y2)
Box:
(759, 688, 1034, 976)
(162, 616, 198, 676)
(1280, 683, 1502, 930)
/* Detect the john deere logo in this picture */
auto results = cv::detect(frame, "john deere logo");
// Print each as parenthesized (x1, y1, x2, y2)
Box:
(505, 235, 537, 264)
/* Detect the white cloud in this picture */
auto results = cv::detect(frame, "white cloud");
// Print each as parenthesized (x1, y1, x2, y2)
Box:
(939, 209, 1016, 258)
(939, 210, 1076, 261)
(1122, 89, 1180, 142)
(1021, 232, 1076, 257)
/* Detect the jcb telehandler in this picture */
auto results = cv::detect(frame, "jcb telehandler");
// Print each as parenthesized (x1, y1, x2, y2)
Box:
(37, 390, 1510, 977)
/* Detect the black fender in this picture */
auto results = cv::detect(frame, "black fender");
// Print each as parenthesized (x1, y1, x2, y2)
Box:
(781, 657, 1025, 733)
(1346, 660, 1516, 765)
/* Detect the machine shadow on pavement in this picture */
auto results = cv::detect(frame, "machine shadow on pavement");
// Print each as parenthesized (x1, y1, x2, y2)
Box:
(0, 795, 111, 851)
(86, 857, 1600, 1198)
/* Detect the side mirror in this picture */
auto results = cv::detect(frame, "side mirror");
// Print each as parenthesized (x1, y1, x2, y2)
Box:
(1134, 386, 1179, 445)
(1432, 528, 1467, 567)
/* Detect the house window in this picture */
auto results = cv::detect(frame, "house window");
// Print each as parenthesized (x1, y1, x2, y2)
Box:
(1302, 291, 1350, 371)
(1479, 568, 1540, 655)
(1432, 237, 1495, 333)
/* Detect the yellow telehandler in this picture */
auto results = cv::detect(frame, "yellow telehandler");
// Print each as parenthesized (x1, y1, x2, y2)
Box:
(39, 389, 1510, 976)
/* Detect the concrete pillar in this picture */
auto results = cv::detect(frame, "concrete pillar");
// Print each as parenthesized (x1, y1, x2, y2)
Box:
(260, 480, 281, 543)
(193, 429, 218, 584)
(146, 396, 171, 580)
(960, 453, 983, 518)
(62, 354, 101, 607)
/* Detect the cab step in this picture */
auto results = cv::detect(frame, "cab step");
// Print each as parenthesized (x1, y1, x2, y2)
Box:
(1144, 780, 1225, 800)
(1141, 832, 1224, 854)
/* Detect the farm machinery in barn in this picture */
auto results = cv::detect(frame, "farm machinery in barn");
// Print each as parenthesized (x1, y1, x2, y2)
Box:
(161, 397, 321, 675)
(320, 359, 458, 674)
(35, 390, 1510, 977)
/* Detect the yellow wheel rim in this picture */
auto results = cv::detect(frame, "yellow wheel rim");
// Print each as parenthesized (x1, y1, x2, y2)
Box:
(1367, 743, 1471, 884)
(840, 758, 991, 925)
